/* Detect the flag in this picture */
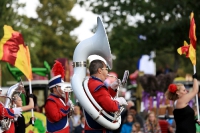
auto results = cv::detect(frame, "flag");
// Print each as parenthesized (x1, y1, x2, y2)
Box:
(177, 12, 197, 65)
(0, 25, 32, 80)
(189, 12, 197, 49)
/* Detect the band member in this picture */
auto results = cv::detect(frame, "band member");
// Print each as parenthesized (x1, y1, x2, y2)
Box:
(84, 59, 127, 133)
(0, 103, 23, 133)
(45, 61, 71, 133)
(12, 92, 35, 133)
(165, 73, 199, 133)
(1, 83, 33, 133)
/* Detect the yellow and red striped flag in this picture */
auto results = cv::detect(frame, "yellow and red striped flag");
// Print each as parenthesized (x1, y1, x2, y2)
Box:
(0, 25, 32, 80)
(177, 12, 197, 65)
(189, 12, 197, 49)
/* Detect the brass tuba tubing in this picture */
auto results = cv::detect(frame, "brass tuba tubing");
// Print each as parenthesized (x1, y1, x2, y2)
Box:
(71, 17, 121, 130)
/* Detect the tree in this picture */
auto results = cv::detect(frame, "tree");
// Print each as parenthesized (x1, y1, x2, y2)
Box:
(33, 0, 82, 66)
(0, 0, 82, 85)
(78, 0, 200, 77)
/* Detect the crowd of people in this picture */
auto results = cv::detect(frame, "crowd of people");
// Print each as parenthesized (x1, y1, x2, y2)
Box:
(0, 59, 200, 133)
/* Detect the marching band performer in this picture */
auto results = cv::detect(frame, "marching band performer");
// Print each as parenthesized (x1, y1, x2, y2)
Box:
(0, 82, 34, 133)
(45, 61, 72, 133)
(165, 73, 199, 133)
(0, 103, 22, 133)
(84, 59, 128, 133)
(12, 92, 35, 133)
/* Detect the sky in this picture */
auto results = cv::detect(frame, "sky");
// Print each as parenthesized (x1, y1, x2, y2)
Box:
(18, 0, 98, 42)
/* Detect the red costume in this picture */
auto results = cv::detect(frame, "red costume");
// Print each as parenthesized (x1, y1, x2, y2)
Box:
(3, 122, 15, 133)
(0, 103, 15, 133)
(84, 76, 120, 133)
(45, 93, 70, 133)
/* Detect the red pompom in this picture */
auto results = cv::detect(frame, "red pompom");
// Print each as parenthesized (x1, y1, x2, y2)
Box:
(168, 84, 177, 93)
(52, 60, 65, 79)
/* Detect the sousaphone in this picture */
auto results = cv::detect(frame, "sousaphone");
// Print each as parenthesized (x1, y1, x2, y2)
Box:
(71, 16, 121, 130)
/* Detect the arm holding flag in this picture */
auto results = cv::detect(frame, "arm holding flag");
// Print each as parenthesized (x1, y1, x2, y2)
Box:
(177, 12, 199, 120)
(0, 25, 34, 124)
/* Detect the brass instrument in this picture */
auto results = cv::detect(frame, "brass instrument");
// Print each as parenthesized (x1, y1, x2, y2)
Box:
(0, 81, 25, 132)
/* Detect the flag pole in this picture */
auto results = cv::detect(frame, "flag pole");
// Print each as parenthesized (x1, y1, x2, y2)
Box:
(194, 65, 200, 120)
(0, 64, 1, 90)
(29, 80, 34, 124)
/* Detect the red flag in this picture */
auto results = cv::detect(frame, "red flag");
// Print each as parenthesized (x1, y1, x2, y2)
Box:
(0, 25, 32, 80)
(177, 12, 197, 65)
(189, 12, 197, 49)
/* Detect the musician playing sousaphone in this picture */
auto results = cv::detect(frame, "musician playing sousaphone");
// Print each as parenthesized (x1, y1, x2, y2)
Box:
(71, 16, 128, 132)
(84, 59, 128, 133)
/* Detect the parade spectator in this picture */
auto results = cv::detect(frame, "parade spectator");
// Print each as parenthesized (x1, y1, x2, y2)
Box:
(74, 115, 85, 133)
(121, 113, 135, 133)
(114, 100, 135, 133)
(129, 106, 144, 129)
(165, 73, 199, 133)
(166, 118, 176, 133)
(84, 59, 127, 133)
(144, 111, 161, 133)
(12, 92, 35, 133)
(132, 122, 142, 133)
(193, 106, 200, 133)
(69, 105, 81, 133)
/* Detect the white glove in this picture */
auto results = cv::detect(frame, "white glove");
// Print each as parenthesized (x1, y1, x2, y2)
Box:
(115, 97, 128, 106)
(67, 99, 74, 110)
(110, 79, 121, 90)
(14, 116, 18, 121)
(12, 107, 22, 117)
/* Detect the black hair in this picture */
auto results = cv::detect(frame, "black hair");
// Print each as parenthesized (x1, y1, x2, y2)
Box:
(89, 60, 104, 75)
(130, 106, 137, 111)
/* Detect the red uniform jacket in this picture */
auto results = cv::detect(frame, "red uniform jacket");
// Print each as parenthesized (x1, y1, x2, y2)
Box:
(84, 76, 120, 131)
(0, 103, 15, 133)
(45, 93, 70, 133)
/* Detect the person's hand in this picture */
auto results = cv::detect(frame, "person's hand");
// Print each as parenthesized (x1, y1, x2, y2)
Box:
(29, 117, 35, 126)
(12, 107, 22, 117)
(114, 97, 128, 106)
(193, 73, 198, 80)
(67, 99, 74, 110)
(28, 94, 34, 98)
(110, 79, 121, 90)
(14, 116, 18, 121)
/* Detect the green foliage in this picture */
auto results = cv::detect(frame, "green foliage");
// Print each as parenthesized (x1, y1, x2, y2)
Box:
(0, 0, 26, 37)
(33, 0, 82, 66)
(78, 0, 200, 77)
(0, 0, 82, 85)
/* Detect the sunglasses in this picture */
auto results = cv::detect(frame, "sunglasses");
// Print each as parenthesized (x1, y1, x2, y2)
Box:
(101, 68, 108, 71)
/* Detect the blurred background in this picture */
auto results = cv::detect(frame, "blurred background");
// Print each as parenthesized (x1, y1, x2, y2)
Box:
(1, 0, 200, 132)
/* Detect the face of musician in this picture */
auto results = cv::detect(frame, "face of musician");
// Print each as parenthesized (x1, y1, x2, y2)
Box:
(13, 95, 23, 107)
(53, 86, 64, 97)
(176, 85, 188, 98)
(99, 63, 108, 81)
(89, 60, 108, 81)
